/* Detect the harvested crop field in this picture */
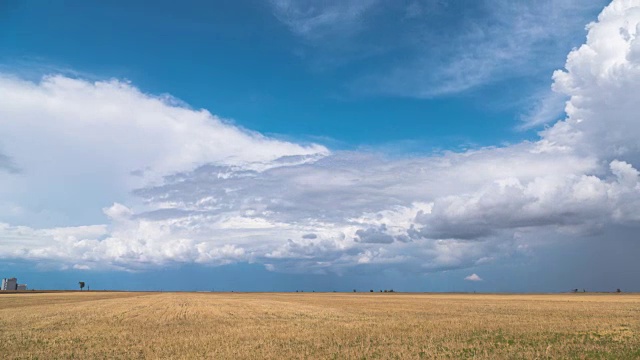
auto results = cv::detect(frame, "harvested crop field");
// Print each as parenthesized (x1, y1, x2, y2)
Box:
(0, 292, 639, 359)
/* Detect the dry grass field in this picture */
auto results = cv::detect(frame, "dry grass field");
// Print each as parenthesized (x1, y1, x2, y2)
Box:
(0, 292, 639, 359)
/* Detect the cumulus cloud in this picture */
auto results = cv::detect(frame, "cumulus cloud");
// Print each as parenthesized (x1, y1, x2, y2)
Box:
(417, 160, 640, 240)
(465, 273, 483, 282)
(1, 0, 640, 275)
(354, 224, 395, 244)
(545, 1, 640, 162)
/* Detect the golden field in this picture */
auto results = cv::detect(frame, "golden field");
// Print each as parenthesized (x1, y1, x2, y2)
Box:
(0, 292, 639, 359)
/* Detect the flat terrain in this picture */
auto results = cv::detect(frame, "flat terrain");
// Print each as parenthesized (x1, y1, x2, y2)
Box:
(0, 292, 639, 359)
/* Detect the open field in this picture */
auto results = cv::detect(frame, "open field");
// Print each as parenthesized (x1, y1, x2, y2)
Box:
(0, 292, 639, 359)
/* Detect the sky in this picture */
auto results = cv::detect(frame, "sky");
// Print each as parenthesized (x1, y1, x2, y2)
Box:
(1, 0, 639, 292)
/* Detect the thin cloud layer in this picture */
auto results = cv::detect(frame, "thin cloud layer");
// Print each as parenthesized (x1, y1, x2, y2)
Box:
(1, 0, 640, 274)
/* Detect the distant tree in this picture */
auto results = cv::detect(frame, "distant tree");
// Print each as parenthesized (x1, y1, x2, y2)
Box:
(353, 289, 356, 293)
(379, 290, 382, 292)
(573, 288, 579, 293)
(389, 289, 394, 293)
(78, 282, 85, 291)
(616, 288, 622, 293)
(384, 290, 388, 293)
(582, 289, 586, 293)
(370, 289, 374, 292)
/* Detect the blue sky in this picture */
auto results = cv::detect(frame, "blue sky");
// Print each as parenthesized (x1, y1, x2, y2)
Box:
(1, 1, 604, 147)
(1, 0, 640, 292)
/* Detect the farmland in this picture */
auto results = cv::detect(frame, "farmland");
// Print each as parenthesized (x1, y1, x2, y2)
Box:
(0, 292, 639, 359)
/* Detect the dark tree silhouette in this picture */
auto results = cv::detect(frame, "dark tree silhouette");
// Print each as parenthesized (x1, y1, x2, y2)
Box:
(370, 289, 374, 292)
(616, 288, 622, 293)
(79, 281, 85, 291)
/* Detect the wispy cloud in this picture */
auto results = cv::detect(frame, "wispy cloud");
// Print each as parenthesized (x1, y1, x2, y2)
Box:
(270, 0, 608, 99)
(269, 0, 380, 41)
(362, 0, 609, 97)
(518, 90, 568, 130)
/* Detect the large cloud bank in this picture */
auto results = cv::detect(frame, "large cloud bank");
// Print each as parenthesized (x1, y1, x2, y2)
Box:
(1, 0, 639, 273)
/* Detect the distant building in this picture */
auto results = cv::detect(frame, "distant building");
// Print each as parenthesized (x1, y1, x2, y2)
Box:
(1, 278, 17, 291)
(17, 284, 27, 291)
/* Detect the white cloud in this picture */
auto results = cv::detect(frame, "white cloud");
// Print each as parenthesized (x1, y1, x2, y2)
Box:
(0, 74, 328, 227)
(1, 0, 640, 274)
(0, 75, 328, 179)
(546, 0, 640, 162)
(103, 203, 133, 221)
(417, 160, 640, 240)
(465, 273, 483, 282)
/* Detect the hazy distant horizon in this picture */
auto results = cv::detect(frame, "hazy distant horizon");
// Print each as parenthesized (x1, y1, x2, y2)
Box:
(1, 0, 640, 292)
